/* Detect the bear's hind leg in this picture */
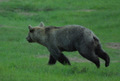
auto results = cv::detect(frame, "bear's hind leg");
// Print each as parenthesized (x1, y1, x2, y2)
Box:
(80, 52, 100, 68)
(95, 44, 110, 67)
(76, 45, 100, 68)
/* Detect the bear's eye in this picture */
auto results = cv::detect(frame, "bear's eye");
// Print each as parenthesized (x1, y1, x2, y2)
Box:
(30, 29, 34, 33)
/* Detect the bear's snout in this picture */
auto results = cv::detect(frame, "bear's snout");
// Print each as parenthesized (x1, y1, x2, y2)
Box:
(26, 36, 33, 43)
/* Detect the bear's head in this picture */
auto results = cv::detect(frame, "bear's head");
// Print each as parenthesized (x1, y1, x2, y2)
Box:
(26, 22, 45, 43)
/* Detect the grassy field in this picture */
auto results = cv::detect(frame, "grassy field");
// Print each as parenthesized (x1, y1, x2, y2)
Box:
(0, 0, 120, 81)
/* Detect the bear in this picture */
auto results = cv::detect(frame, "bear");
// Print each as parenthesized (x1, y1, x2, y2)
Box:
(26, 22, 110, 68)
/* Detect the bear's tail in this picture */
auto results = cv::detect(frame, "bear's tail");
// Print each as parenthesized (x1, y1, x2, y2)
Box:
(94, 39, 110, 67)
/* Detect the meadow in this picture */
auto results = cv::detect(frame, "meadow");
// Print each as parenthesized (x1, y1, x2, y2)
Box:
(0, 0, 120, 81)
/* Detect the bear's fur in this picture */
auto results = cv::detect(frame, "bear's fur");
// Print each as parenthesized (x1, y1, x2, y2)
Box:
(26, 22, 110, 68)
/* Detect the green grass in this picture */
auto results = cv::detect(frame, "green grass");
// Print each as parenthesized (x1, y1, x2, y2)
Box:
(0, 0, 120, 81)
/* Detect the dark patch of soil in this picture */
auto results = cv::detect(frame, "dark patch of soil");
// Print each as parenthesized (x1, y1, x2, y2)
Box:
(35, 54, 120, 63)
(0, 0, 9, 2)
(69, 57, 89, 63)
(76, 9, 96, 12)
(106, 43, 120, 50)
(34, 54, 89, 63)
(34, 54, 120, 63)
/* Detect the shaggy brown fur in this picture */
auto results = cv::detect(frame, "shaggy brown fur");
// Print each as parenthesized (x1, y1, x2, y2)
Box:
(26, 22, 110, 68)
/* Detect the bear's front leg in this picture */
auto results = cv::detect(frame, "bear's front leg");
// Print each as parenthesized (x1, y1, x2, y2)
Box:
(47, 46, 71, 65)
(57, 53, 71, 65)
(48, 54, 57, 65)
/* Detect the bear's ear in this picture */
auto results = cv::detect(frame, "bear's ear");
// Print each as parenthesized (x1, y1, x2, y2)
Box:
(39, 22, 45, 27)
(28, 25, 34, 33)
(28, 25, 33, 30)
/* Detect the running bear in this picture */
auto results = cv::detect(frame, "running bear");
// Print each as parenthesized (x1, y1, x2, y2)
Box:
(26, 22, 110, 68)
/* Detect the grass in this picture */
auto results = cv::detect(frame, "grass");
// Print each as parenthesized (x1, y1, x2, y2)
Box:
(0, 0, 120, 81)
